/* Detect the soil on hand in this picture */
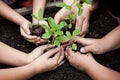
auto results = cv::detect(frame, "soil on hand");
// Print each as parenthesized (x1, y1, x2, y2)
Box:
(29, 25, 45, 36)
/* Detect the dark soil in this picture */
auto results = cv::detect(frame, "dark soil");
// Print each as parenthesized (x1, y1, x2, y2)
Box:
(0, 7, 120, 80)
(29, 25, 45, 36)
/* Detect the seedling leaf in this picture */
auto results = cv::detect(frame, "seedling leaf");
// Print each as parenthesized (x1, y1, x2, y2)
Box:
(57, 21, 67, 30)
(72, 43, 77, 50)
(38, 8, 43, 18)
(31, 14, 39, 20)
(66, 31, 72, 39)
(72, 29, 80, 36)
(82, 0, 91, 4)
(48, 17, 56, 29)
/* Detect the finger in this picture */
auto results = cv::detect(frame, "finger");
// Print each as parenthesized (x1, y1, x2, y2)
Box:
(38, 44, 55, 52)
(58, 60, 65, 67)
(66, 47, 74, 57)
(75, 16, 84, 29)
(57, 47, 64, 63)
(44, 47, 60, 57)
(21, 23, 31, 34)
(73, 36, 94, 45)
(54, 12, 62, 24)
(80, 46, 92, 53)
(21, 28, 39, 40)
(65, 51, 70, 60)
(80, 18, 89, 37)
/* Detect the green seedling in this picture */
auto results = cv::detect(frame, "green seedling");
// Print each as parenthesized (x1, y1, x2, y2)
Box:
(29, 8, 47, 27)
(41, 17, 68, 46)
(56, 0, 91, 50)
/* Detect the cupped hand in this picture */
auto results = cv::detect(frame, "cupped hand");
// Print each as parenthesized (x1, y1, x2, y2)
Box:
(30, 46, 65, 74)
(65, 46, 96, 72)
(20, 20, 40, 44)
(74, 36, 112, 54)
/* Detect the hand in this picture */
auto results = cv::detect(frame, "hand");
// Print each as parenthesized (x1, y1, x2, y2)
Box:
(20, 20, 40, 44)
(27, 44, 54, 63)
(54, 3, 94, 37)
(65, 46, 96, 72)
(54, 8, 71, 24)
(74, 36, 112, 54)
(30, 46, 65, 74)
(75, 3, 93, 37)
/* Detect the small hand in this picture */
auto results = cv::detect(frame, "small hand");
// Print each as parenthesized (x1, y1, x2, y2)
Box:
(31, 46, 64, 73)
(74, 3, 93, 37)
(65, 46, 95, 72)
(27, 44, 54, 62)
(74, 36, 111, 54)
(20, 20, 40, 44)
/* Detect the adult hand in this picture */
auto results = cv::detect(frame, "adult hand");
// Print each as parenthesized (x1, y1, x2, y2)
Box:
(65, 46, 96, 72)
(74, 36, 112, 54)
(30, 46, 64, 74)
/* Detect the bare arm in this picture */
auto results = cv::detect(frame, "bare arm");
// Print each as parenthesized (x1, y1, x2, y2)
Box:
(0, 0, 29, 25)
(0, 42, 29, 66)
(0, 46, 64, 80)
(103, 25, 120, 50)
(0, 64, 35, 80)
(32, 0, 46, 23)
(85, 60, 120, 80)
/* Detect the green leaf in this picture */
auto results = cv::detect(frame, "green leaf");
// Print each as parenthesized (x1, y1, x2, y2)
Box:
(68, 23, 72, 29)
(38, 8, 43, 18)
(66, 31, 72, 39)
(72, 29, 80, 36)
(41, 24, 50, 30)
(28, 23, 35, 27)
(31, 14, 39, 20)
(54, 39, 61, 46)
(77, 4, 83, 15)
(57, 21, 67, 30)
(48, 17, 56, 29)
(56, 2, 67, 8)
(55, 30, 64, 36)
(72, 43, 77, 50)
(70, 14, 76, 20)
(82, 0, 92, 4)
(56, 2, 71, 10)
(58, 35, 68, 42)
(42, 32, 52, 39)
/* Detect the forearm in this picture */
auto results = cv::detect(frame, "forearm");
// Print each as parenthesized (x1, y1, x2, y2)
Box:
(103, 25, 120, 50)
(0, 42, 30, 66)
(32, 0, 46, 23)
(0, 0, 29, 25)
(0, 64, 35, 80)
(85, 60, 120, 80)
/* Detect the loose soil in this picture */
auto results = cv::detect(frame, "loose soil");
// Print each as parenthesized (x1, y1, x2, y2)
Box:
(0, 7, 120, 80)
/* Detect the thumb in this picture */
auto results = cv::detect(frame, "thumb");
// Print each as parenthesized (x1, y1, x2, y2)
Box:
(80, 46, 92, 53)
(74, 37, 93, 45)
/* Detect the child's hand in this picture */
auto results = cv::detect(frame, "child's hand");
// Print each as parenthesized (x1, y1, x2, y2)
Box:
(74, 36, 112, 54)
(20, 20, 40, 44)
(75, 3, 93, 37)
(27, 44, 54, 63)
(65, 46, 96, 72)
(54, 8, 71, 24)
(30, 46, 64, 74)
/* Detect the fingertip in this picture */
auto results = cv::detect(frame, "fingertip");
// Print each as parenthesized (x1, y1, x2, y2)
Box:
(80, 48, 86, 53)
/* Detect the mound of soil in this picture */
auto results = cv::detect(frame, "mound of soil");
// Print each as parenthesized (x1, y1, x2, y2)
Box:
(0, 7, 120, 80)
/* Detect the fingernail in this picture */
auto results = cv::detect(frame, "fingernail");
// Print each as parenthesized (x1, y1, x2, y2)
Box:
(80, 48, 86, 53)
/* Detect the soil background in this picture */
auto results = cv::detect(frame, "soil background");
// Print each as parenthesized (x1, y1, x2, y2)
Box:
(0, 6, 120, 80)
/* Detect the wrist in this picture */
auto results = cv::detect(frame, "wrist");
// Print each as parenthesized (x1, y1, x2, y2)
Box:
(19, 19, 30, 27)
